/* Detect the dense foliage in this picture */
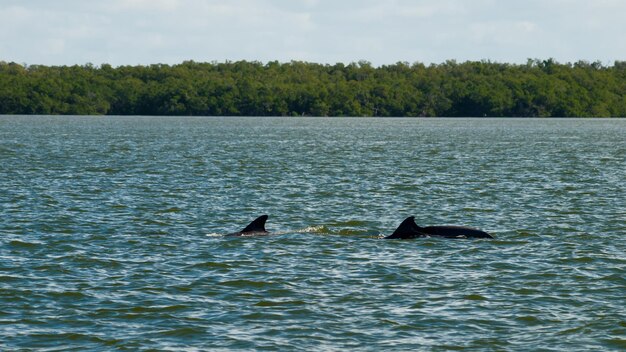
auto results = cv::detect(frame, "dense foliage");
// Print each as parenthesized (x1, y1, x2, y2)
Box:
(1, 59, 625, 116)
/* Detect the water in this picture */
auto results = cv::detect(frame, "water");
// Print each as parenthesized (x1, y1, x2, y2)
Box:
(1, 116, 625, 351)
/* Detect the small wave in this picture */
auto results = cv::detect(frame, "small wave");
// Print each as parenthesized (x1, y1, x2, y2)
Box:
(286, 225, 329, 234)
(218, 279, 274, 288)
(604, 339, 626, 349)
(293, 225, 377, 236)
(298, 225, 327, 233)
(0, 146, 16, 155)
(155, 207, 183, 214)
(186, 261, 230, 269)
(0, 275, 26, 283)
(84, 166, 121, 174)
(335, 228, 370, 236)
(27, 332, 119, 345)
(153, 327, 205, 337)
(600, 274, 626, 285)
(515, 315, 543, 325)
(7, 240, 42, 248)
(241, 312, 284, 320)
(254, 300, 306, 307)
(208, 225, 365, 236)
(46, 290, 90, 300)
(463, 294, 488, 301)
(129, 305, 188, 313)
(328, 220, 369, 227)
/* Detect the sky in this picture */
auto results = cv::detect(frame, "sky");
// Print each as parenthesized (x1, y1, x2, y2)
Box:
(1, 0, 625, 67)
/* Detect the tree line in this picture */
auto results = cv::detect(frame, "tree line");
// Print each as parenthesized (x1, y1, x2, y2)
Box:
(1, 59, 625, 117)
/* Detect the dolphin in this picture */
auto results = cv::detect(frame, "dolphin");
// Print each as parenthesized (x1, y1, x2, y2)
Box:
(384, 216, 493, 239)
(225, 215, 270, 237)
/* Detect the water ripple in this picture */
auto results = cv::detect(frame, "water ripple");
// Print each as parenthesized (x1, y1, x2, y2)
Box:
(1, 116, 625, 350)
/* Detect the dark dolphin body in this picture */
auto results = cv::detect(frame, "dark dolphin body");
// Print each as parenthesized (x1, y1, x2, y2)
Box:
(384, 216, 493, 239)
(225, 215, 270, 237)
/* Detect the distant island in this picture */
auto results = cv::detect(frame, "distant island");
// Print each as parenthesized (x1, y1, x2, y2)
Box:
(1, 59, 624, 117)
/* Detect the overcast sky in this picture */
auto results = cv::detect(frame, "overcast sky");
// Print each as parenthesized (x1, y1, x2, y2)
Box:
(1, 0, 625, 66)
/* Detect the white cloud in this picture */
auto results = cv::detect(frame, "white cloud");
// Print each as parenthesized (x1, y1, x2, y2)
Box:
(45, 39, 66, 55)
(469, 20, 538, 45)
(1, 0, 625, 66)
(110, 0, 181, 11)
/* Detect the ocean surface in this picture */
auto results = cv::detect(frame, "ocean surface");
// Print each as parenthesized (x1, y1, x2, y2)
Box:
(1, 116, 625, 351)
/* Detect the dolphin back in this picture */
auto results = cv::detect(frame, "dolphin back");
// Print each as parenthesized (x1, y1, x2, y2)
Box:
(225, 215, 269, 236)
(385, 217, 494, 239)
(240, 215, 268, 233)
(384, 216, 427, 239)
(422, 226, 493, 239)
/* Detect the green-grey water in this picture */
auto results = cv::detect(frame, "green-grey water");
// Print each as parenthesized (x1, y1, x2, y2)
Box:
(1, 116, 625, 351)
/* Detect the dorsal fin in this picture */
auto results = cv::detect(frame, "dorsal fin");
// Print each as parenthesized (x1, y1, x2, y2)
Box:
(240, 215, 268, 233)
(385, 216, 424, 239)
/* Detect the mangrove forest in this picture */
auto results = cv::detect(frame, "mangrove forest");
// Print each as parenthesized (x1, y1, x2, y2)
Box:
(1, 59, 625, 117)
